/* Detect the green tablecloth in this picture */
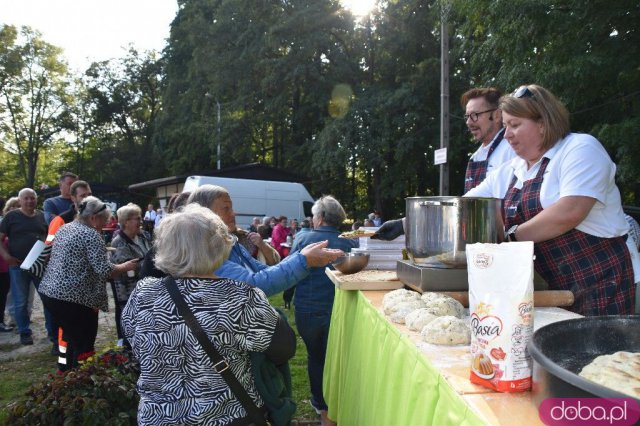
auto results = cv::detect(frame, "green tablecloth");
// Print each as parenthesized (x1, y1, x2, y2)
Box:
(324, 289, 485, 426)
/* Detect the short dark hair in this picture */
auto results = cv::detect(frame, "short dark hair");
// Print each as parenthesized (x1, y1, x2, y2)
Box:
(59, 171, 78, 181)
(70, 180, 90, 197)
(460, 87, 502, 109)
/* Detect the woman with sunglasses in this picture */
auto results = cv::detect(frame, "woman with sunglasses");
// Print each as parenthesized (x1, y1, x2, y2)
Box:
(466, 84, 639, 316)
(38, 196, 139, 371)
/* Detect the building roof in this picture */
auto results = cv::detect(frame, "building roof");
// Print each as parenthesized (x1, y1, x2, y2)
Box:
(128, 163, 308, 191)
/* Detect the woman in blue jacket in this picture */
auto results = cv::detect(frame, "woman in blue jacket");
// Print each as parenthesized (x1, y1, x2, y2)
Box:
(290, 196, 358, 426)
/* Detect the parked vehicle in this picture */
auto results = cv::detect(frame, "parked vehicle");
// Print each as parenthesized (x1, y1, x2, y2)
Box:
(182, 176, 314, 229)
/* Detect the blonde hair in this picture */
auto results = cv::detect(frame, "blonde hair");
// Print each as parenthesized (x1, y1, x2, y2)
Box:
(499, 84, 570, 151)
(3, 197, 20, 215)
(117, 203, 142, 227)
(154, 204, 233, 277)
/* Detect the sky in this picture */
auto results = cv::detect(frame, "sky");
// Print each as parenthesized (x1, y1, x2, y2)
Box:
(0, 0, 179, 72)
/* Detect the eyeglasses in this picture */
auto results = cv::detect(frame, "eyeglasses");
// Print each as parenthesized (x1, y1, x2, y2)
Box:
(464, 108, 497, 122)
(512, 86, 535, 99)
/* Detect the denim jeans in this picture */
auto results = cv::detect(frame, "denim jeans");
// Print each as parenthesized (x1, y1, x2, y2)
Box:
(9, 266, 55, 339)
(295, 310, 332, 412)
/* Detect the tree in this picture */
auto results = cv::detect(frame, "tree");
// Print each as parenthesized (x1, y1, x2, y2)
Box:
(0, 25, 74, 189)
(157, 0, 356, 176)
(76, 48, 166, 188)
(310, 0, 443, 219)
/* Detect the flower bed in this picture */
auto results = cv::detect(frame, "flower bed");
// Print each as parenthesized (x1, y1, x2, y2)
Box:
(6, 347, 140, 425)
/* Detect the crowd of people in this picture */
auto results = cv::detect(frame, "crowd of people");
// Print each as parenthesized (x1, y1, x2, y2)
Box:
(0, 174, 351, 425)
(1, 83, 640, 425)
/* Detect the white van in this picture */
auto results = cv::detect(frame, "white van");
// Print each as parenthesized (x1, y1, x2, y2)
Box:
(183, 176, 314, 229)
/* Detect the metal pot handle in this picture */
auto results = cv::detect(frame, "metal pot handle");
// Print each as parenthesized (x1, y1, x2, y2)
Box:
(418, 200, 458, 207)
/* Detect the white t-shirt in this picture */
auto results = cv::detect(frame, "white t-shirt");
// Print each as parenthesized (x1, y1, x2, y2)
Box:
(467, 133, 628, 237)
(466, 132, 640, 282)
(143, 210, 156, 222)
(468, 131, 518, 179)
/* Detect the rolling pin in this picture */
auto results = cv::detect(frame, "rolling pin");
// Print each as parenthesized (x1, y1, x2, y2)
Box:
(437, 290, 574, 307)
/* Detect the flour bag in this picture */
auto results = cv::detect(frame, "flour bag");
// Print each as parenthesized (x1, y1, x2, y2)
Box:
(466, 241, 534, 392)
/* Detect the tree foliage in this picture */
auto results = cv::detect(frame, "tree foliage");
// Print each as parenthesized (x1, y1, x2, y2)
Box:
(0, 25, 74, 190)
(75, 49, 166, 188)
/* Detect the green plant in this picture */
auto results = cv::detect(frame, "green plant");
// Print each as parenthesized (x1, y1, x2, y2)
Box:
(5, 348, 140, 425)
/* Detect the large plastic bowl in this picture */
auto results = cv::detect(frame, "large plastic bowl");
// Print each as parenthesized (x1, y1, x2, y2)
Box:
(332, 253, 370, 275)
(528, 316, 640, 410)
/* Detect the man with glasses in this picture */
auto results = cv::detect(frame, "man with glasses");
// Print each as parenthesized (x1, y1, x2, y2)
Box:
(461, 87, 516, 193)
(372, 87, 517, 240)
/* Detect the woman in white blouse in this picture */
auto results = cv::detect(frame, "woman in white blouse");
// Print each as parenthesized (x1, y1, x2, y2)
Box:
(466, 84, 638, 316)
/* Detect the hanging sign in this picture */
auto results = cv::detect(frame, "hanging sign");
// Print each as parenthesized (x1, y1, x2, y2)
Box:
(434, 148, 447, 165)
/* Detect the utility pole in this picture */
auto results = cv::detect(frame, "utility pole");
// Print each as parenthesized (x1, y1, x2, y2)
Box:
(205, 92, 222, 170)
(439, 0, 451, 196)
(216, 99, 221, 170)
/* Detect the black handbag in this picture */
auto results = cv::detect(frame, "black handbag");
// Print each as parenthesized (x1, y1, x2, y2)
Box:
(164, 276, 295, 426)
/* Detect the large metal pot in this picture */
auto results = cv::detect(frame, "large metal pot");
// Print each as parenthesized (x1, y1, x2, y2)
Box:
(405, 196, 504, 268)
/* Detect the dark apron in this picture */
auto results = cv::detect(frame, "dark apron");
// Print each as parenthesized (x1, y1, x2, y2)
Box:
(463, 128, 506, 194)
(503, 158, 634, 316)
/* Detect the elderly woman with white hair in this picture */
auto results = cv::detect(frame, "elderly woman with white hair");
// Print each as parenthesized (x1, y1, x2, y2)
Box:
(122, 204, 296, 425)
(38, 196, 139, 371)
(110, 203, 152, 344)
(289, 195, 358, 426)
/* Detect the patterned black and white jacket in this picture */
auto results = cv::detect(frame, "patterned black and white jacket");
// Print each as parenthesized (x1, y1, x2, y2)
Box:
(122, 276, 295, 425)
(39, 221, 113, 311)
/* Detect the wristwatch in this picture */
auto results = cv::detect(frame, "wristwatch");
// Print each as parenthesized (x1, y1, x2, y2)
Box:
(506, 224, 519, 242)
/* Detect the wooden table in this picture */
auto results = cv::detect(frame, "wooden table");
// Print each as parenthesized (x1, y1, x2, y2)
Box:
(323, 289, 581, 425)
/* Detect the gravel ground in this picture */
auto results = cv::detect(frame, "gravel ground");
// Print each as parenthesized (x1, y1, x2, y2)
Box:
(0, 285, 118, 361)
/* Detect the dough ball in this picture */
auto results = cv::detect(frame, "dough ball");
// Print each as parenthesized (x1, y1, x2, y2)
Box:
(388, 300, 425, 323)
(420, 292, 447, 305)
(421, 316, 470, 346)
(405, 308, 439, 331)
(421, 293, 465, 318)
(383, 289, 421, 314)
